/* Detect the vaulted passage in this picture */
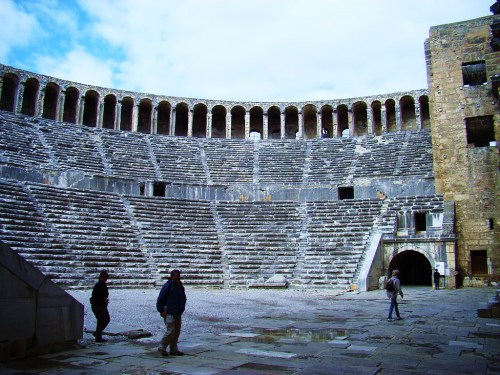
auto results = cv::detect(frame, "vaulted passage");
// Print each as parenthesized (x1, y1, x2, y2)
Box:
(389, 250, 432, 286)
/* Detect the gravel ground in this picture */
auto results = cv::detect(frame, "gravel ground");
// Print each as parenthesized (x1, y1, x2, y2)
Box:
(68, 287, 347, 342)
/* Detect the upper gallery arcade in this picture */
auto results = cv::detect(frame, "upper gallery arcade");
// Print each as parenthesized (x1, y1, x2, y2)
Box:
(0, 64, 431, 140)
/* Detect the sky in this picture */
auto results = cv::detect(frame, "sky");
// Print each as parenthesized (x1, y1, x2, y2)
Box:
(0, 0, 494, 102)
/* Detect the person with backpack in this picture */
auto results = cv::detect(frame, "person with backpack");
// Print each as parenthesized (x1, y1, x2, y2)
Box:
(386, 269, 404, 322)
(156, 269, 187, 356)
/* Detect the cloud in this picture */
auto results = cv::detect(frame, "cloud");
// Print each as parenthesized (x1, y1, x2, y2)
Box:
(0, 0, 40, 61)
(3, 0, 493, 102)
(35, 48, 116, 88)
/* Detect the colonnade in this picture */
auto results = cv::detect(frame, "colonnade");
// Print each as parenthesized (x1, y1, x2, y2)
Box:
(0, 66, 431, 140)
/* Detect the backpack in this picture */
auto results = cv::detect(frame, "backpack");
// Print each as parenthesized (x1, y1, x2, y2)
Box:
(385, 278, 395, 292)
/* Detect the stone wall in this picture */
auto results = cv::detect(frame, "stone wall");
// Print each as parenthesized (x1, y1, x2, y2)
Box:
(0, 241, 83, 360)
(426, 15, 500, 283)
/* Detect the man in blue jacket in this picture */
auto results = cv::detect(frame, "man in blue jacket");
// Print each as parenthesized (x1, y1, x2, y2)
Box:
(156, 269, 187, 356)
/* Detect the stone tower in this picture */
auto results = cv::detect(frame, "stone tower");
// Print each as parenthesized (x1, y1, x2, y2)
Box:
(425, 8, 500, 284)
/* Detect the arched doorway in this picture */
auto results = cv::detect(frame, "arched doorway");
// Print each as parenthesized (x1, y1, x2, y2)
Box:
(389, 250, 432, 286)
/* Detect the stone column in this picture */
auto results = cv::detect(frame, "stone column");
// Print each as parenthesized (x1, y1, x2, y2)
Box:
(333, 110, 338, 138)
(15, 82, 25, 114)
(207, 111, 212, 138)
(317, 111, 322, 138)
(395, 104, 401, 131)
(226, 113, 231, 139)
(298, 111, 303, 139)
(348, 109, 353, 137)
(244, 112, 250, 139)
(58, 91, 66, 122)
(187, 109, 193, 137)
(78, 96, 85, 124)
(280, 111, 285, 139)
(132, 104, 138, 132)
(381, 105, 387, 134)
(170, 107, 176, 136)
(263, 112, 268, 140)
(36, 89, 45, 117)
(152, 106, 158, 134)
(367, 106, 373, 135)
(415, 102, 422, 130)
(97, 100, 104, 128)
(115, 101, 122, 130)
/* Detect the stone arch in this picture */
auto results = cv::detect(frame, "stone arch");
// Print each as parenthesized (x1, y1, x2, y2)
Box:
(385, 99, 396, 132)
(63, 87, 79, 124)
(388, 247, 433, 286)
(250, 106, 263, 139)
(157, 100, 171, 135)
(20, 78, 39, 117)
(267, 106, 281, 139)
(400, 95, 416, 131)
(211, 105, 226, 138)
(353, 101, 368, 137)
(137, 98, 153, 134)
(102, 94, 117, 129)
(419, 95, 431, 129)
(42, 82, 60, 121)
(320, 105, 333, 138)
(192, 103, 207, 138)
(284, 106, 298, 139)
(231, 105, 246, 139)
(174, 102, 189, 137)
(303, 104, 317, 139)
(336, 104, 349, 137)
(0, 73, 19, 112)
(371, 100, 382, 135)
(82, 90, 99, 127)
(120, 97, 134, 131)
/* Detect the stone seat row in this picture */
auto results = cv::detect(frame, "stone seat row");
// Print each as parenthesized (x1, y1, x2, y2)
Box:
(0, 177, 445, 288)
(0, 111, 433, 186)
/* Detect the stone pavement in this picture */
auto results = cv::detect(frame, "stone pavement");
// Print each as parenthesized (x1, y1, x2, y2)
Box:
(1, 287, 500, 374)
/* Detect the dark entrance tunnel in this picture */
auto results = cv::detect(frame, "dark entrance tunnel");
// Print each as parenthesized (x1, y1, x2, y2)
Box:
(389, 250, 432, 286)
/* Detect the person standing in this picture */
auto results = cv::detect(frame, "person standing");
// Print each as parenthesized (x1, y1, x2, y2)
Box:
(156, 269, 187, 356)
(387, 269, 404, 322)
(90, 270, 110, 343)
(434, 268, 441, 290)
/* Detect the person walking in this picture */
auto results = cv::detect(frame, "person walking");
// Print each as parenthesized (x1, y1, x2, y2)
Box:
(386, 269, 404, 322)
(156, 269, 187, 356)
(90, 270, 110, 343)
(434, 268, 441, 290)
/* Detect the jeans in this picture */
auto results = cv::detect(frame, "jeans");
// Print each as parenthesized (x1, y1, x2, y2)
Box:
(91, 305, 110, 338)
(159, 314, 182, 352)
(388, 297, 400, 319)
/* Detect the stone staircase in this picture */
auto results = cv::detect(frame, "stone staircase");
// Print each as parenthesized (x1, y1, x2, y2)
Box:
(149, 136, 208, 185)
(258, 141, 308, 185)
(215, 200, 302, 287)
(301, 199, 384, 287)
(126, 195, 223, 286)
(0, 179, 77, 285)
(25, 182, 152, 287)
(202, 139, 254, 185)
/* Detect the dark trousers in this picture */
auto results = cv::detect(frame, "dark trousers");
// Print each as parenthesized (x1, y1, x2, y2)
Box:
(92, 305, 110, 338)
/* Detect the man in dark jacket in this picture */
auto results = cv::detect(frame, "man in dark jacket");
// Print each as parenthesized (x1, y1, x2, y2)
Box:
(156, 269, 187, 356)
(90, 270, 110, 342)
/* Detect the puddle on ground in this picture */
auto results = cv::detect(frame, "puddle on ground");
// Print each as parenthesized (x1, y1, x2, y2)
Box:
(241, 327, 347, 344)
(236, 362, 297, 374)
